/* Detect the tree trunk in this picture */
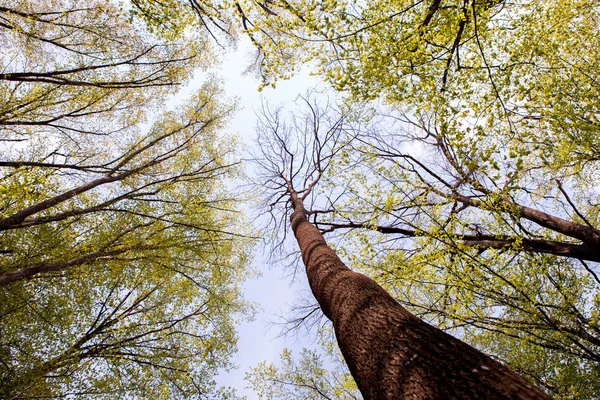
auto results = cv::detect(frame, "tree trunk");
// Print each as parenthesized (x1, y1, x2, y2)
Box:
(289, 194, 551, 399)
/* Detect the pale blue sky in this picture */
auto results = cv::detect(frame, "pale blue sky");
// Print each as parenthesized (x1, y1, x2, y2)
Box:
(173, 38, 325, 398)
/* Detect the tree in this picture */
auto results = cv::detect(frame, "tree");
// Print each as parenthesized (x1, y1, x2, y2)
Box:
(236, 0, 599, 396)
(0, 1, 252, 398)
(300, 104, 600, 397)
(0, 0, 211, 138)
(247, 343, 360, 399)
(250, 95, 549, 399)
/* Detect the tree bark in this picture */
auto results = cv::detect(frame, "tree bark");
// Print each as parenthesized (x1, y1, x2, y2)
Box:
(317, 221, 600, 263)
(289, 194, 551, 399)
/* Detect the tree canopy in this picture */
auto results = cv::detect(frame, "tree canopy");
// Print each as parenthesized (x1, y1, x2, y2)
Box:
(247, 339, 361, 400)
(240, 0, 600, 397)
(2, 0, 598, 397)
(0, 1, 253, 398)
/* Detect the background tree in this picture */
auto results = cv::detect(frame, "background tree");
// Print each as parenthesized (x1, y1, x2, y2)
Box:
(247, 337, 361, 400)
(0, 1, 253, 398)
(0, 0, 211, 138)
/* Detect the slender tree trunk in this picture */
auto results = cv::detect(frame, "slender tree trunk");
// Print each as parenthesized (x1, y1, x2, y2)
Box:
(289, 194, 551, 399)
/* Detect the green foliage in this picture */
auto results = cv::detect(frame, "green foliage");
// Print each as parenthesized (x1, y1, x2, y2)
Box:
(246, 330, 360, 399)
(0, 1, 253, 398)
(128, 0, 237, 41)
(243, 0, 600, 171)
(0, 0, 212, 138)
(238, 1, 600, 395)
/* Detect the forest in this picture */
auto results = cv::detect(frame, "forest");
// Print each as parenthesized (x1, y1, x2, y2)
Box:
(0, 0, 598, 399)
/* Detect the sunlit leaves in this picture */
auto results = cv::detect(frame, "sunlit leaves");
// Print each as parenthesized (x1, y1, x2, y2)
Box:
(247, 343, 360, 400)
(237, 2, 600, 392)
(0, 0, 208, 139)
(0, 1, 253, 398)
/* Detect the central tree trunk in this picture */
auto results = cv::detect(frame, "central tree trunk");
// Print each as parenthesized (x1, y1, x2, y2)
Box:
(289, 194, 550, 399)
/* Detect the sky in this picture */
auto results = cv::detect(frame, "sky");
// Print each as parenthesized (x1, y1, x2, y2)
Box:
(177, 38, 326, 398)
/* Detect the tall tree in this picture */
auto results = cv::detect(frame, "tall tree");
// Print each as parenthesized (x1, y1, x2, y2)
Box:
(255, 97, 600, 397)
(250, 96, 550, 399)
(0, 1, 252, 398)
(236, 0, 599, 396)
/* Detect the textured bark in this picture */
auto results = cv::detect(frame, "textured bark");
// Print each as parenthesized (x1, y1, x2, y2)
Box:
(290, 195, 551, 399)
